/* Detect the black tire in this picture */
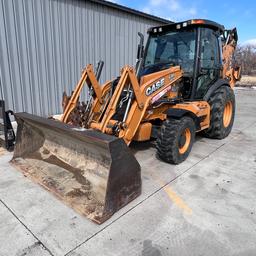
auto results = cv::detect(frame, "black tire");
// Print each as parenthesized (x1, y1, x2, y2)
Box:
(204, 86, 235, 139)
(156, 116, 195, 164)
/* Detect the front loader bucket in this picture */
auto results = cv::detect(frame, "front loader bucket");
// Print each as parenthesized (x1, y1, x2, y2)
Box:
(12, 113, 141, 224)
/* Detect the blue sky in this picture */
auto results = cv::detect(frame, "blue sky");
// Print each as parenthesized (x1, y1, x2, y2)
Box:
(113, 0, 256, 44)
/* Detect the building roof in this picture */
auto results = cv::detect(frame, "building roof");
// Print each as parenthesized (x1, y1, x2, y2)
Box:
(88, 0, 171, 24)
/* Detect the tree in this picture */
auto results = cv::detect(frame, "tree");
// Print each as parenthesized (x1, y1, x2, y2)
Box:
(235, 44, 256, 75)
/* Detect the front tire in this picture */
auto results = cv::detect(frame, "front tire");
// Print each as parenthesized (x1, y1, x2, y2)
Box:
(204, 86, 235, 139)
(156, 116, 195, 164)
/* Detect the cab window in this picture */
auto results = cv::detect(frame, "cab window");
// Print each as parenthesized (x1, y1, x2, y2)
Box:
(196, 28, 220, 98)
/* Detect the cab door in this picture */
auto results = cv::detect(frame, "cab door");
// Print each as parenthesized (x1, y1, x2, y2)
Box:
(195, 28, 221, 99)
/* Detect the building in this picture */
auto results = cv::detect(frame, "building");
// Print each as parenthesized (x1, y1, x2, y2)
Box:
(0, 0, 169, 116)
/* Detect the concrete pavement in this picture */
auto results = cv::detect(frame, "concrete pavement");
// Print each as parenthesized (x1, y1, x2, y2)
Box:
(0, 88, 255, 256)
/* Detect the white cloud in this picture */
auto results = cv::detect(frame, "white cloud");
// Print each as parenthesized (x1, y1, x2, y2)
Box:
(149, 0, 166, 6)
(242, 39, 256, 46)
(141, 0, 198, 22)
(106, 0, 119, 3)
(188, 7, 197, 16)
(149, 0, 180, 11)
(142, 7, 152, 13)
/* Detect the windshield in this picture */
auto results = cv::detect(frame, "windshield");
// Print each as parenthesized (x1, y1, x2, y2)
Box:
(144, 29, 196, 75)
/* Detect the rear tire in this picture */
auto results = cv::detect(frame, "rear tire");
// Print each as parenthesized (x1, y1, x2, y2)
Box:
(204, 86, 235, 139)
(156, 116, 195, 164)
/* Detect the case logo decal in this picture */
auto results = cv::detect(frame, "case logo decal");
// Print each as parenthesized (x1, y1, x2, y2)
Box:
(145, 78, 165, 96)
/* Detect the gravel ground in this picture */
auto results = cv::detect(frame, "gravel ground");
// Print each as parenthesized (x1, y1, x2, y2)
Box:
(236, 75, 256, 88)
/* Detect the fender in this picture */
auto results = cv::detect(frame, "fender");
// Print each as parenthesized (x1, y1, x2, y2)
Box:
(166, 108, 201, 130)
(203, 79, 230, 102)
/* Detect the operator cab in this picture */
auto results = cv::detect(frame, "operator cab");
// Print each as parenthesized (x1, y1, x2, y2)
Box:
(140, 19, 225, 100)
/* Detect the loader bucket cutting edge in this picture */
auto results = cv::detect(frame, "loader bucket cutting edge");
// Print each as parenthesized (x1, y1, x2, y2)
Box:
(11, 112, 141, 224)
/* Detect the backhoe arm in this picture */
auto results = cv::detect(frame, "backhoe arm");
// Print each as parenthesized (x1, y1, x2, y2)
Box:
(222, 28, 241, 87)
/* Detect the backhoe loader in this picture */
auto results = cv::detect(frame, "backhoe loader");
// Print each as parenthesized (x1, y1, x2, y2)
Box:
(12, 19, 240, 223)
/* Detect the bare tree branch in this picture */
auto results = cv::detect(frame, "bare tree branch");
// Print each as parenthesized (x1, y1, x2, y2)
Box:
(235, 45, 256, 75)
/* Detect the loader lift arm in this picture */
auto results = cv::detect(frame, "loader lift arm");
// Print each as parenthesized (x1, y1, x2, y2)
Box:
(61, 64, 103, 123)
(91, 65, 183, 144)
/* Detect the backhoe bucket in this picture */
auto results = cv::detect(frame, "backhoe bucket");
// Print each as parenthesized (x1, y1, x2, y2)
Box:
(12, 113, 141, 224)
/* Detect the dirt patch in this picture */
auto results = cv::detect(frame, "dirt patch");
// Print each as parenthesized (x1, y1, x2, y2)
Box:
(0, 147, 6, 156)
(26, 149, 92, 186)
(66, 188, 91, 199)
(236, 75, 256, 87)
(11, 148, 107, 223)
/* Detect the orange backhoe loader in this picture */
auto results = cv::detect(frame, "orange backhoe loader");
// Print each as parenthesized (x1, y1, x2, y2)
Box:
(12, 19, 240, 223)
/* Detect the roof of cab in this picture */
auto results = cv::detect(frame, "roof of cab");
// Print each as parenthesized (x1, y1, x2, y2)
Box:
(148, 19, 225, 34)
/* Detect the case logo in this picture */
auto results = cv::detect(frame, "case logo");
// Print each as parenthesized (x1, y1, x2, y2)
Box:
(145, 78, 165, 96)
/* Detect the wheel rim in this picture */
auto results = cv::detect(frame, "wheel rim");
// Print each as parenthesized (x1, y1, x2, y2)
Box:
(179, 128, 191, 154)
(223, 101, 233, 128)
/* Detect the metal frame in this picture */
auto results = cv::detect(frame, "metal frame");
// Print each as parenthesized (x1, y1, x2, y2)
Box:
(0, 100, 15, 150)
(191, 27, 202, 100)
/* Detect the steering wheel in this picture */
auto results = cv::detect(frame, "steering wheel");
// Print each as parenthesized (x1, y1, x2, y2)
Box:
(168, 56, 183, 65)
(159, 61, 176, 70)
